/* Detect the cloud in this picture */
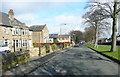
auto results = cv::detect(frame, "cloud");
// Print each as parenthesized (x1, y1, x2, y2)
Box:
(15, 13, 38, 26)
(2, 0, 87, 2)
(1, 2, 74, 14)
(43, 15, 82, 24)
(40, 15, 85, 34)
(1, 1, 87, 34)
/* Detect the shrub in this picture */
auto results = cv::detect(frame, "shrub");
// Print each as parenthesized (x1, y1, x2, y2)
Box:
(54, 39, 59, 43)
(33, 41, 37, 47)
(45, 44, 50, 53)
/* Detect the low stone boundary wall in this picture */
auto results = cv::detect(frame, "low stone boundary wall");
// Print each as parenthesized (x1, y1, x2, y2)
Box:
(29, 44, 72, 57)
(2, 50, 30, 72)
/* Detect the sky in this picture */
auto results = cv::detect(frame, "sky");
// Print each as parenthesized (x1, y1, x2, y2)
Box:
(0, 0, 90, 34)
(0, 0, 119, 38)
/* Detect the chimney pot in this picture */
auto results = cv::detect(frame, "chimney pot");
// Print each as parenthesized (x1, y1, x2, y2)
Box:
(10, 9, 13, 11)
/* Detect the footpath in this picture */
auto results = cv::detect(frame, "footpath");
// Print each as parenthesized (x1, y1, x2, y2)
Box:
(2, 49, 66, 76)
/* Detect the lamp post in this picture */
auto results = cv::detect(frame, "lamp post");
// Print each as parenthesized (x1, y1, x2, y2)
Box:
(60, 24, 66, 35)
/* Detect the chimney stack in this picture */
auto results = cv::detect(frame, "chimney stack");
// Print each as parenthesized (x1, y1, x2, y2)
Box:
(8, 9, 14, 21)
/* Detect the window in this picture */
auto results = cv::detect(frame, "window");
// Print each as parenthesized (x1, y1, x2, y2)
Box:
(12, 40, 20, 48)
(16, 40, 18, 48)
(22, 30, 25, 35)
(16, 28, 19, 35)
(18, 29, 21, 35)
(25, 40, 27, 47)
(4, 39, 8, 46)
(4, 27, 8, 34)
(12, 40, 15, 46)
(23, 40, 25, 46)
(12, 28, 15, 35)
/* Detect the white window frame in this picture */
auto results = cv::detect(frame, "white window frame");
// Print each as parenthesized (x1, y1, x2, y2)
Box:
(12, 28, 15, 35)
(4, 27, 8, 34)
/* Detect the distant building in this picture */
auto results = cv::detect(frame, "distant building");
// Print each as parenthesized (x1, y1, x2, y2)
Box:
(98, 38, 108, 44)
(117, 35, 120, 41)
(49, 34, 58, 39)
(58, 35, 71, 43)
(29, 24, 49, 43)
(49, 34, 58, 43)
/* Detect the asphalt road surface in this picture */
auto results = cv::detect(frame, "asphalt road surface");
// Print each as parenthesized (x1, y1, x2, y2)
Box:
(28, 46, 119, 75)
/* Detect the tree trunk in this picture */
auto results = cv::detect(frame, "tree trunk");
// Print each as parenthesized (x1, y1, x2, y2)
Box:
(111, 0, 118, 52)
(94, 22, 99, 48)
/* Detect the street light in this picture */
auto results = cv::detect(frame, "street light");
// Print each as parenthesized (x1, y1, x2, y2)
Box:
(60, 24, 66, 35)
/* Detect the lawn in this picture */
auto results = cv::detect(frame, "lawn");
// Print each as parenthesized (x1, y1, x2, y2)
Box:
(86, 45, 120, 60)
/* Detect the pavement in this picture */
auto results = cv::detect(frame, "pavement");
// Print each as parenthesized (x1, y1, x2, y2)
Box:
(3, 46, 120, 76)
(3, 50, 62, 75)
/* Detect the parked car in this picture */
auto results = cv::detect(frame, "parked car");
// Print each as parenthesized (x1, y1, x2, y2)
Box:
(0, 44, 10, 55)
(74, 43, 79, 47)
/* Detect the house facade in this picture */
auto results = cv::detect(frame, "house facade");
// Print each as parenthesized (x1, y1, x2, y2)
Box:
(29, 24, 49, 43)
(0, 9, 33, 52)
(58, 35, 71, 43)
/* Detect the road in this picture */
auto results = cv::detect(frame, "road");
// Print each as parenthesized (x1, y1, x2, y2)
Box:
(28, 46, 119, 75)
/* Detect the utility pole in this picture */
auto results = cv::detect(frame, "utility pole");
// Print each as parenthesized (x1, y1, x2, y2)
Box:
(60, 24, 61, 35)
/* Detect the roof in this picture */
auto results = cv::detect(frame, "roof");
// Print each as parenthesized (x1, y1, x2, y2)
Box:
(29, 25, 46, 31)
(49, 34, 58, 38)
(0, 12, 24, 27)
(58, 35, 70, 38)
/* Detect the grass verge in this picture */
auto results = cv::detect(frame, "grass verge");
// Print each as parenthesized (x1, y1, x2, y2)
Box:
(86, 45, 120, 61)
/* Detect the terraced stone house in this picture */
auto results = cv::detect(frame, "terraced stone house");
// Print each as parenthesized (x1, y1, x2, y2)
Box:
(0, 9, 33, 52)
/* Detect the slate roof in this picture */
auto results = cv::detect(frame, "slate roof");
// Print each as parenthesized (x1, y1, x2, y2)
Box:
(49, 34, 58, 38)
(29, 25, 46, 31)
(58, 35, 70, 38)
(0, 12, 24, 27)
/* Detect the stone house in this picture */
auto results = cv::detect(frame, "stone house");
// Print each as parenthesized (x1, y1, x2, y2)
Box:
(29, 24, 49, 43)
(58, 35, 71, 43)
(0, 9, 33, 52)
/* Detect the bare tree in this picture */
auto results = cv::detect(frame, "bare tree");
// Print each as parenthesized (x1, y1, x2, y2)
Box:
(84, 26, 95, 43)
(70, 30, 84, 43)
(84, 0, 120, 51)
(89, 0, 120, 51)
(83, 7, 110, 48)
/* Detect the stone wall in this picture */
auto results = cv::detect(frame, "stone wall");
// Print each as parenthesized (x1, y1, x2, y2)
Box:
(29, 44, 71, 57)
(40, 46, 46, 56)
(2, 50, 30, 72)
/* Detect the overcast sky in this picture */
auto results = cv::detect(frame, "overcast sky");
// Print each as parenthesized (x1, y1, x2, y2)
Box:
(0, 0, 119, 38)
